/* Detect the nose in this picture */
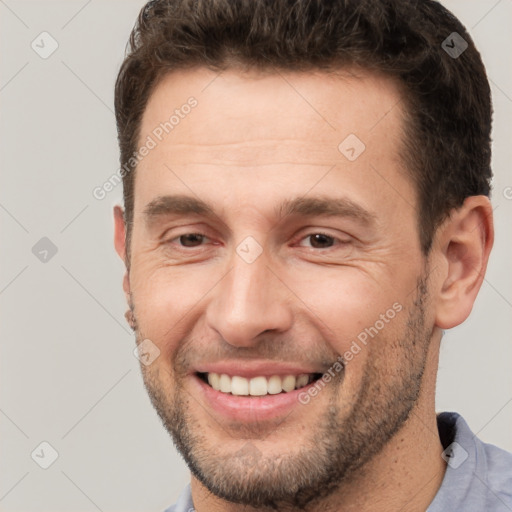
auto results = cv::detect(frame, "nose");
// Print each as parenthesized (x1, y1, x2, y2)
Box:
(205, 249, 293, 348)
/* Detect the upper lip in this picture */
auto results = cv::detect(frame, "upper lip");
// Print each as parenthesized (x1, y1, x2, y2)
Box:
(193, 360, 324, 379)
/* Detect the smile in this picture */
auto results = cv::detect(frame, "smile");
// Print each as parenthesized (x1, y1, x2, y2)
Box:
(198, 372, 322, 396)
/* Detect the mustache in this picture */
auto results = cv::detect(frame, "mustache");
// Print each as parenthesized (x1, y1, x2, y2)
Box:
(128, 296, 343, 373)
(173, 334, 342, 376)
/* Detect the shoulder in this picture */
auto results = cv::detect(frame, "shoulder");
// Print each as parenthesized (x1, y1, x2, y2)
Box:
(475, 434, 512, 501)
(429, 411, 512, 511)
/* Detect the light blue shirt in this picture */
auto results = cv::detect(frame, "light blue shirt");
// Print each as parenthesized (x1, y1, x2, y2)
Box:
(164, 411, 512, 511)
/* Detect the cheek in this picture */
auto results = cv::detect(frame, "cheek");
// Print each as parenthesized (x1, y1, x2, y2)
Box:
(291, 267, 401, 340)
(289, 266, 410, 387)
(129, 262, 220, 353)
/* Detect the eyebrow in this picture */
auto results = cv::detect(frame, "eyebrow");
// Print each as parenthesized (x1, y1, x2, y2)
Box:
(143, 195, 215, 220)
(143, 194, 376, 227)
(276, 196, 376, 225)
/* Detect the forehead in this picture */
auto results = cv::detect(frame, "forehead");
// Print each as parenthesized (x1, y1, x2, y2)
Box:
(139, 66, 405, 165)
(134, 66, 413, 224)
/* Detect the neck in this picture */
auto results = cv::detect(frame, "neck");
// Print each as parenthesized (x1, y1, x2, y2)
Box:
(190, 333, 447, 512)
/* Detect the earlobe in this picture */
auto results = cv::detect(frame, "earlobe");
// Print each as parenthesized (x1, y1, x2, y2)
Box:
(434, 196, 494, 329)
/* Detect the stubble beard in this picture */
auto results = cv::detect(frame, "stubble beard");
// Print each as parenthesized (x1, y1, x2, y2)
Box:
(134, 275, 432, 510)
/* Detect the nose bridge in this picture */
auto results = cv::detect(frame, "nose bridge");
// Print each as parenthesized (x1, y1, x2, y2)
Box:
(206, 245, 292, 347)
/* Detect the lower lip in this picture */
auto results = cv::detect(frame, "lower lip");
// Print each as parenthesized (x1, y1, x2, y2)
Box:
(192, 374, 318, 422)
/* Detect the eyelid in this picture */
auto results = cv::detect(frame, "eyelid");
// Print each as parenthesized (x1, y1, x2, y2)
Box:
(165, 232, 212, 246)
(294, 230, 351, 247)
(159, 222, 213, 241)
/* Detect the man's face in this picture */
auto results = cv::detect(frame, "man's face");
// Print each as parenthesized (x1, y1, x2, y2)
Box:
(119, 68, 438, 508)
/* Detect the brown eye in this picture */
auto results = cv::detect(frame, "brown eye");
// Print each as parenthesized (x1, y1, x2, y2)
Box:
(178, 233, 206, 247)
(305, 233, 335, 249)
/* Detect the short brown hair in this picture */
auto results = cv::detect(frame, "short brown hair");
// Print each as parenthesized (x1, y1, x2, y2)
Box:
(115, 0, 492, 255)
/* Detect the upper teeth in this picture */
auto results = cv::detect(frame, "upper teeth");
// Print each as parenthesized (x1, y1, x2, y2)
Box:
(206, 373, 312, 396)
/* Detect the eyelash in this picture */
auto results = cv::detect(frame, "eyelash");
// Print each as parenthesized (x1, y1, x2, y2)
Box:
(296, 232, 347, 249)
(165, 231, 348, 251)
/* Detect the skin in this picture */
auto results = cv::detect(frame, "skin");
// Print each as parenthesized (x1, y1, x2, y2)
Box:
(114, 67, 493, 511)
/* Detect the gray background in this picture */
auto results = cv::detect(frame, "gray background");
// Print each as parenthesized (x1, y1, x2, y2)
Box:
(0, 1, 511, 511)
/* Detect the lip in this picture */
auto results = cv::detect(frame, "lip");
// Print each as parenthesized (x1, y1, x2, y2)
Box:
(193, 360, 323, 379)
(191, 372, 321, 422)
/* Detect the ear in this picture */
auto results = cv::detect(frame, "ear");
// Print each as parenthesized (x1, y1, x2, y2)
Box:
(114, 205, 131, 302)
(432, 196, 494, 329)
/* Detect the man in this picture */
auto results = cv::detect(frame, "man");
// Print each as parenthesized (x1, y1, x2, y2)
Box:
(113, 0, 512, 510)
